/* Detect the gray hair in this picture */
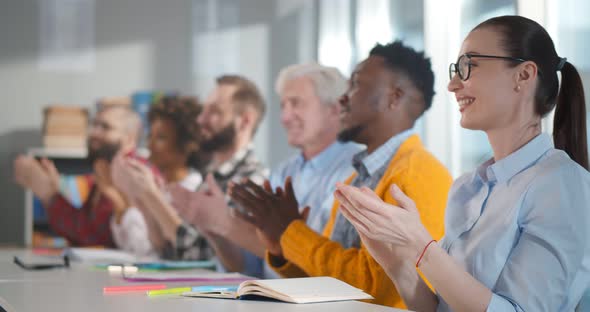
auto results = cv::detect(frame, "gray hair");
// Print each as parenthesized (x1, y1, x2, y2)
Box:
(275, 63, 347, 106)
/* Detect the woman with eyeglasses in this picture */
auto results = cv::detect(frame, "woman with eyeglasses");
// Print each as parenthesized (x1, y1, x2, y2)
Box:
(334, 15, 589, 311)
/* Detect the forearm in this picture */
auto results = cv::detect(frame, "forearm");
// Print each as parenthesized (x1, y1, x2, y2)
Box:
(140, 207, 167, 252)
(384, 259, 438, 312)
(206, 233, 245, 273)
(214, 215, 266, 258)
(105, 190, 129, 224)
(38, 190, 59, 208)
(419, 243, 492, 312)
(141, 189, 182, 242)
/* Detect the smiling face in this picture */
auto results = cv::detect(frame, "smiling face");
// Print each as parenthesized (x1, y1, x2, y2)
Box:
(338, 56, 390, 144)
(448, 27, 526, 132)
(87, 107, 133, 163)
(279, 76, 337, 149)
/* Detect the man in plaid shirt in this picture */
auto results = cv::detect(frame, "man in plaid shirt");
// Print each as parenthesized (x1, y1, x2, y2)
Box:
(113, 75, 268, 265)
(14, 104, 144, 247)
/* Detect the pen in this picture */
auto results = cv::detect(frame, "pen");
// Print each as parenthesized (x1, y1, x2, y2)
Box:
(103, 284, 167, 294)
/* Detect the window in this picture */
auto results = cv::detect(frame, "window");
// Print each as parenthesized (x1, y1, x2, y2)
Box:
(546, 0, 590, 159)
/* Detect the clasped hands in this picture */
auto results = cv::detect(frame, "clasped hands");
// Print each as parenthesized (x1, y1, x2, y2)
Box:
(333, 183, 433, 268)
(228, 177, 309, 258)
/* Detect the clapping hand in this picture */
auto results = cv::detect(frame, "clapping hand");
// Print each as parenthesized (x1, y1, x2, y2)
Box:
(13, 155, 60, 205)
(168, 173, 230, 236)
(228, 177, 309, 257)
(334, 183, 432, 267)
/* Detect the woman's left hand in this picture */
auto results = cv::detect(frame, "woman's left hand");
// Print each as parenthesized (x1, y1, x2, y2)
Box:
(334, 183, 433, 263)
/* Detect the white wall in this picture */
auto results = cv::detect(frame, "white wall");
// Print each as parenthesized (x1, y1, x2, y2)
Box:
(0, 0, 315, 245)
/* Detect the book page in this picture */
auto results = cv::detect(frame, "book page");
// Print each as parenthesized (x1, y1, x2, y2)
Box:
(238, 277, 373, 304)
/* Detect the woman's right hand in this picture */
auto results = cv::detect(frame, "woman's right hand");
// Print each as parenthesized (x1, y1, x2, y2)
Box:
(334, 183, 434, 268)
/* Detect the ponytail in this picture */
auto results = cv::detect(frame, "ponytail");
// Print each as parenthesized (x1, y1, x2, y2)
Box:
(553, 62, 589, 170)
(474, 16, 589, 170)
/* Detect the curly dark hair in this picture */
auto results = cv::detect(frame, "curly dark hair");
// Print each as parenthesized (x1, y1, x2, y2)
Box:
(148, 95, 207, 170)
(369, 41, 435, 115)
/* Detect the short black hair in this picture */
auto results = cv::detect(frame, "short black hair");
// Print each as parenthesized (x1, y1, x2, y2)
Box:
(369, 41, 435, 114)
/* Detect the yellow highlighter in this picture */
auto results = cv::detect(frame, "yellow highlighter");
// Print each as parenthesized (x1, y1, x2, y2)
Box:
(147, 287, 191, 297)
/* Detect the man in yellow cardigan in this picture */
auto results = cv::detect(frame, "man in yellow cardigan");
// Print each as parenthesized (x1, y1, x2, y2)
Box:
(229, 41, 452, 308)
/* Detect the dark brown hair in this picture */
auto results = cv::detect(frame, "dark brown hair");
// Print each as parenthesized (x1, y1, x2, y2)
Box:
(475, 15, 588, 170)
(148, 95, 206, 170)
(216, 75, 266, 135)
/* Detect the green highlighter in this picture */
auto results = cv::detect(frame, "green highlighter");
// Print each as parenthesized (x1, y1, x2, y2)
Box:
(147, 285, 238, 297)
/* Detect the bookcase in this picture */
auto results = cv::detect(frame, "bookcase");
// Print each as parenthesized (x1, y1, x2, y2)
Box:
(24, 147, 91, 247)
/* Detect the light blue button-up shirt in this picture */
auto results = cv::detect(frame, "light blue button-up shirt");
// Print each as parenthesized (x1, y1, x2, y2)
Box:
(437, 133, 590, 312)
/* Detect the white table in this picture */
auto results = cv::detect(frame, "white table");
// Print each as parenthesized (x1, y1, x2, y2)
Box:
(0, 249, 407, 312)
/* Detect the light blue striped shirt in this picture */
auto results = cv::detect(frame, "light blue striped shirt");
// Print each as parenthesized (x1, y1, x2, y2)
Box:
(331, 128, 416, 249)
(437, 133, 590, 311)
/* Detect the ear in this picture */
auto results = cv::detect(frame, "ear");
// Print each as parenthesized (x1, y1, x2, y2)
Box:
(386, 85, 404, 111)
(236, 109, 256, 133)
(122, 134, 138, 151)
(515, 61, 538, 90)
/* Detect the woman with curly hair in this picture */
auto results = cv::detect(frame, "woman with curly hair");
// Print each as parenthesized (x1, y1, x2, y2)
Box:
(110, 95, 206, 257)
(147, 95, 206, 189)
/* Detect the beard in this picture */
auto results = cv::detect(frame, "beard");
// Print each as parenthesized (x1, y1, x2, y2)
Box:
(87, 139, 122, 164)
(200, 123, 237, 152)
(337, 124, 366, 143)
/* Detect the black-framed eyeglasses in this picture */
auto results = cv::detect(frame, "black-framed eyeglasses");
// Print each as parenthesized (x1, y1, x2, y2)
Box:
(14, 255, 70, 270)
(449, 53, 526, 81)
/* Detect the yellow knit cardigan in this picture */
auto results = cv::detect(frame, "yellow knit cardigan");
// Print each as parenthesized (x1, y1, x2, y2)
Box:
(266, 135, 453, 308)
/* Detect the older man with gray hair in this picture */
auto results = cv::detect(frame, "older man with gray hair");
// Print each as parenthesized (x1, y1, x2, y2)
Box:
(173, 64, 361, 277)
(269, 63, 362, 234)
(217, 63, 362, 277)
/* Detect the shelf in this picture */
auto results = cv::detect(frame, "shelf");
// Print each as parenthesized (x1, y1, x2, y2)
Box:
(27, 147, 87, 159)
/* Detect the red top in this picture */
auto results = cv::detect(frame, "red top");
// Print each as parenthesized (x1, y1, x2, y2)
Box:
(46, 178, 116, 247)
(46, 152, 159, 247)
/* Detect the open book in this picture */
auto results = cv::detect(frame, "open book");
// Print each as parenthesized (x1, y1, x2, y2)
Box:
(182, 276, 374, 304)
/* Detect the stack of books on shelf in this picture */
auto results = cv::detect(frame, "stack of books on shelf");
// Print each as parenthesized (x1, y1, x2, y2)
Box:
(43, 105, 89, 150)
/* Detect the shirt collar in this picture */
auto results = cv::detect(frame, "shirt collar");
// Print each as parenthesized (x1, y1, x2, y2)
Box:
(353, 128, 416, 176)
(478, 133, 553, 183)
(178, 169, 202, 191)
(209, 145, 253, 177)
(299, 141, 351, 170)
